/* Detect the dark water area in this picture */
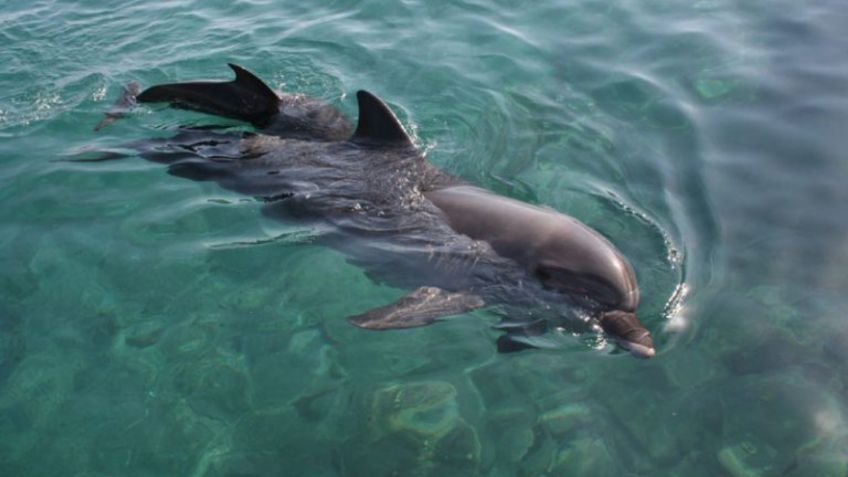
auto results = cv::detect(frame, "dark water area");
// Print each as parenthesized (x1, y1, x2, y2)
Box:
(2, 0, 847, 475)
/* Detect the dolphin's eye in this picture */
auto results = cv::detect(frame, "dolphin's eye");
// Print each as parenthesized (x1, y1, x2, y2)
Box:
(534, 266, 622, 307)
(535, 267, 552, 281)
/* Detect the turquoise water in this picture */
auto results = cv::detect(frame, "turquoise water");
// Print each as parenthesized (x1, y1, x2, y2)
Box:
(2, 0, 848, 475)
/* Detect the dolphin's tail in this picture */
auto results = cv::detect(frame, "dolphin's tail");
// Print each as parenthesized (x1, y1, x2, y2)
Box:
(136, 63, 280, 127)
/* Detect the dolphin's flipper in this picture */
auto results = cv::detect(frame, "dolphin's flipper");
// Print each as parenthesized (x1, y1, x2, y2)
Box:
(347, 286, 485, 330)
(137, 63, 279, 127)
(94, 81, 141, 131)
(350, 90, 413, 147)
(496, 335, 539, 353)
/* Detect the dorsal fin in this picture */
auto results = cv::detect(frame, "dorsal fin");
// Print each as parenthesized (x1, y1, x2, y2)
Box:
(350, 90, 413, 147)
(227, 63, 279, 110)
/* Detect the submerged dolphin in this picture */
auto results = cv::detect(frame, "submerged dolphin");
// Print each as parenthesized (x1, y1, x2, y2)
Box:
(93, 64, 655, 358)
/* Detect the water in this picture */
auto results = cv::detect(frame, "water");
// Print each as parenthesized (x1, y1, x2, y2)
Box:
(2, 0, 847, 475)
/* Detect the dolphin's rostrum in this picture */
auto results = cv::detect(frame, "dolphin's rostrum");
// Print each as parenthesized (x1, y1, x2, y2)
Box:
(93, 64, 656, 358)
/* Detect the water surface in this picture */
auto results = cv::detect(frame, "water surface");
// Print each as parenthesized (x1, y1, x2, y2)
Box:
(2, 0, 847, 475)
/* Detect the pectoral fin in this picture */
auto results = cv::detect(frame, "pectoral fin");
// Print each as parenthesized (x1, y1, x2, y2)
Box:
(347, 286, 485, 330)
(493, 319, 549, 353)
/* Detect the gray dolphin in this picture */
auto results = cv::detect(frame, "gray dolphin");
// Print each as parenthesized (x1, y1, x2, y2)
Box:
(96, 64, 352, 141)
(91, 69, 655, 358)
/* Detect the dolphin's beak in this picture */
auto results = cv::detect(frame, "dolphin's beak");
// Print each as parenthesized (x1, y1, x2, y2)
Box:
(619, 335, 656, 359)
(599, 310, 656, 359)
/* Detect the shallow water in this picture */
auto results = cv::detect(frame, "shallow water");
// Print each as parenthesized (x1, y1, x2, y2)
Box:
(2, 0, 848, 475)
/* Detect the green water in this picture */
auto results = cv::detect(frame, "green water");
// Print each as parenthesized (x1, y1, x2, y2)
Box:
(2, 0, 848, 475)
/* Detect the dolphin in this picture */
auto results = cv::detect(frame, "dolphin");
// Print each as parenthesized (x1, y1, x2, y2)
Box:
(96, 63, 352, 141)
(91, 67, 655, 358)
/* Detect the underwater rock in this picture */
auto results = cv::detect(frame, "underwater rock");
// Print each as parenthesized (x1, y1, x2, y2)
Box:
(247, 326, 345, 409)
(550, 436, 619, 476)
(158, 320, 217, 360)
(822, 328, 848, 391)
(412, 320, 495, 374)
(27, 236, 69, 277)
(780, 388, 848, 477)
(468, 354, 588, 414)
(0, 314, 25, 388)
(233, 406, 299, 452)
(717, 441, 777, 477)
(247, 351, 301, 408)
(483, 409, 537, 464)
(515, 423, 557, 477)
(334, 334, 432, 380)
(199, 450, 338, 477)
(430, 423, 482, 472)
(467, 361, 530, 411)
(287, 327, 338, 376)
(126, 203, 212, 243)
(123, 401, 218, 475)
(172, 362, 251, 421)
(72, 359, 158, 403)
(221, 283, 275, 312)
(717, 371, 840, 476)
(497, 423, 535, 465)
(372, 381, 459, 437)
(122, 320, 165, 348)
(694, 77, 738, 101)
(292, 387, 344, 423)
(0, 352, 85, 460)
(587, 366, 692, 467)
(744, 286, 809, 337)
(76, 311, 119, 349)
(79, 276, 119, 317)
(781, 453, 848, 477)
(341, 381, 481, 476)
(85, 390, 219, 476)
(228, 407, 346, 476)
(509, 353, 589, 400)
(539, 402, 594, 439)
(663, 349, 725, 388)
(0, 401, 31, 465)
(722, 333, 810, 376)
(288, 327, 321, 353)
(592, 75, 691, 128)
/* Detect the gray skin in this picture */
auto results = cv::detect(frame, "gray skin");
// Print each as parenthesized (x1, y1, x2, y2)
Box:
(423, 186, 653, 357)
(93, 71, 655, 358)
(98, 63, 353, 141)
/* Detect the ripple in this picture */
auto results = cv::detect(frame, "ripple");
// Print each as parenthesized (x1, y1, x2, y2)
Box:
(3, 0, 848, 475)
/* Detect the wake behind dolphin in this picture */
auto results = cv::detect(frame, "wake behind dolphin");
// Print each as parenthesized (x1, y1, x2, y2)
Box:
(91, 64, 655, 358)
